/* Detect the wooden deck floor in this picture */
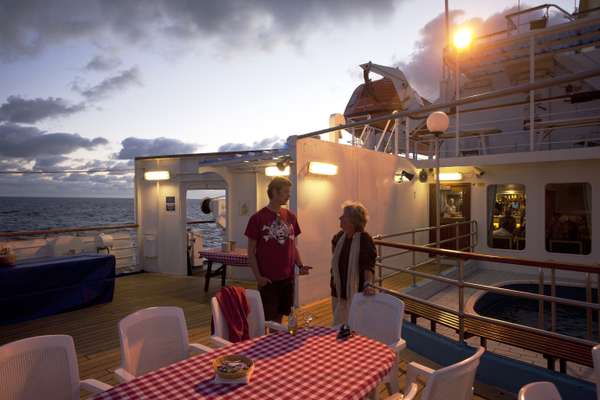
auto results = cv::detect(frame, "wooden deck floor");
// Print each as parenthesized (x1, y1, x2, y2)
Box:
(0, 266, 509, 399)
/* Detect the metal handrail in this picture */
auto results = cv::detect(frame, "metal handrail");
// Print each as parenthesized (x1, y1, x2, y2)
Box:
(374, 240, 600, 273)
(376, 259, 600, 312)
(296, 67, 600, 140)
(374, 220, 478, 287)
(373, 238, 600, 351)
(0, 224, 139, 237)
(0, 220, 216, 238)
(375, 220, 475, 240)
(186, 220, 216, 225)
(505, 4, 575, 30)
(373, 284, 596, 347)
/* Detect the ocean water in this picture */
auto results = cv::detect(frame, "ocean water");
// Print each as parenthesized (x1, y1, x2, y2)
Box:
(0, 197, 222, 246)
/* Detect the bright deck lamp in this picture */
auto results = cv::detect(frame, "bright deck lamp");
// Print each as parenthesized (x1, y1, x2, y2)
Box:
(439, 172, 463, 181)
(144, 170, 170, 181)
(308, 161, 338, 176)
(265, 165, 290, 177)
(453, 27, 473, 50)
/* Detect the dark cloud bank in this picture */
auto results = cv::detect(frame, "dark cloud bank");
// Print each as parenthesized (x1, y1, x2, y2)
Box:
(0, 0, 398, 61)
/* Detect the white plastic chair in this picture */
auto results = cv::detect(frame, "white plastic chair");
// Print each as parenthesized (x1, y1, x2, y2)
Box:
(0, 335, 111, 400)
(114, 306, 212, 383)
(592, 344, 600, 400)
(348, 293, 407, 394)
(210, 288, 286, 347)
(52, 236, 85, 256)
(387, 346, 485, 400)
(518, 381, 562, 400)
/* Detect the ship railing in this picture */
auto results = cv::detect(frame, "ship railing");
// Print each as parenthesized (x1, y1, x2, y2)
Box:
(371, 238, 600, 371)
(412, 104, 600, 157)
(296, 65, 600, 161)
(0, 224, 140, 274)
(0, 220, 215, 275)
(373, 220, 478, 287)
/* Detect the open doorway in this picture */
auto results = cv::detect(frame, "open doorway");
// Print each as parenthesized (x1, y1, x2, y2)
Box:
(429, 183, 471, 250)
(186, 188, 226, 275)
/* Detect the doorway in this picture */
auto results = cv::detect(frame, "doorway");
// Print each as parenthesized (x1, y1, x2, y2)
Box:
(429, 183, 471, 251)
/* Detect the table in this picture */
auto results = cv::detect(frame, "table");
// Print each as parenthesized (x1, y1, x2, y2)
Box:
(199, 249, 249, 292)
(94, 326, 395, 399)
(0, 254, 115, 325)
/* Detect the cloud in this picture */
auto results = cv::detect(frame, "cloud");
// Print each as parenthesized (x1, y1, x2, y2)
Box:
(70, 158, 134, 175)
(114, 136, 198, 159)
(0, 96, 85, 124)
(0, 158, 29, 171)
(74, 67, 142, 101)
(218, 135, 286, 152)
(0, 171, 134, 198)
(33, 156, 69, 170)
(0, 123, 108, 158)
(395, 5, 565, 100)
(84, 54, 122, 71)
(0, 0, 398, 61)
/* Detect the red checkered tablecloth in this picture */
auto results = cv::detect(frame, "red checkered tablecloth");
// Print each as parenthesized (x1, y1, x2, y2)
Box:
(93, 326, 395, 399)
(199, 249, 248, 266)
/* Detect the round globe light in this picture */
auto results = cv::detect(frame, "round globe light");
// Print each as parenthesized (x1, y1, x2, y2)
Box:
(426, 111, 450, 133)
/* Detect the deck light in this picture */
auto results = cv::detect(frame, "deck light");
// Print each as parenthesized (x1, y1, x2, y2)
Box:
(144, 170, 170, 181)
(394, 170, 415, 183)
(308, 161, 338, 176)
(453, 27, 473, 50)
(439, 172, 463, 181)
(426, 111, 450, 134)
(265, 165, 290, 176)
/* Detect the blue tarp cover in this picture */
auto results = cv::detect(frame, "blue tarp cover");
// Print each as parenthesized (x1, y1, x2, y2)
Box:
(0, 254, 115, 325)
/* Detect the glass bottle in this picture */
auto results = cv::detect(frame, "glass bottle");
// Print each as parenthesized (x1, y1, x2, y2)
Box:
(288, 307, 298, 335)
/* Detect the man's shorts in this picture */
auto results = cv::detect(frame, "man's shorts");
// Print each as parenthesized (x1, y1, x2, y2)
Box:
(259, 279, 294, 321)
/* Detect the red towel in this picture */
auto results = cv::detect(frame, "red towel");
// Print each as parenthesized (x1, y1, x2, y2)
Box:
(214, 286, 250, 342)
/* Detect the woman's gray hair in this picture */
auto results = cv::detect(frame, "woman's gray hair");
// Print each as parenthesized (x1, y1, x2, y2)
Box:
(342, 201, 368, 231)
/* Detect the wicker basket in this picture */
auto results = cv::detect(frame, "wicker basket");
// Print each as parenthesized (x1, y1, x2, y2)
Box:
(212, 355, 254, 380)
(0, 254, 16, 267)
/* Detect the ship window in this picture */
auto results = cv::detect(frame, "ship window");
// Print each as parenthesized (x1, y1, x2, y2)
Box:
(545, 183, 592, 255)
(487, 184, 526, 250)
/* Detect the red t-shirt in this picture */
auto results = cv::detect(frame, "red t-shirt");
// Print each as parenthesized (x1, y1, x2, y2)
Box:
(244, 207, 301, 281)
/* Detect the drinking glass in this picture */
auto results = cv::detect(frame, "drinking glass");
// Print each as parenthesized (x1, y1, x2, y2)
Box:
(303, 313, 314, 330)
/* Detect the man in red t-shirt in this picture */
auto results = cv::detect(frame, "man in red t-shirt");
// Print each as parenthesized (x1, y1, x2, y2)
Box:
(245, 177, 311, 322)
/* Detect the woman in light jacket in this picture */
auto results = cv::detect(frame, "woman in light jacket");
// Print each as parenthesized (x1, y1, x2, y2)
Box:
(330, 201, 377, 325)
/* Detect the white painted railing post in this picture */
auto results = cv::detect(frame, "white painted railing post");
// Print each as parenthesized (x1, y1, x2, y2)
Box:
(529, 35, 536, 152)
(404, 117, 409, 158)
(538, 268, 545, 330)
(458, 258, 465, 344)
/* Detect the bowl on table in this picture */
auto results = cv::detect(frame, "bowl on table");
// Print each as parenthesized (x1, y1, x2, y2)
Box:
(212, 355, 254, 381)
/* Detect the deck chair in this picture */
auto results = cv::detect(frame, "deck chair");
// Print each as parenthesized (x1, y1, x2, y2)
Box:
(0, 335, 111, 400)
(348, 293, 407, 394)
(518, 381, 562, 400)
(210, 288, 286, 347)
(386, 346, 485, 400)
(114, 306, 212, 383)
(593, 344, 600, 400)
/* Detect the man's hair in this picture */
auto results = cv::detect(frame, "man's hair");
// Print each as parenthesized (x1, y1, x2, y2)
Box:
(267, 177, 292, 199)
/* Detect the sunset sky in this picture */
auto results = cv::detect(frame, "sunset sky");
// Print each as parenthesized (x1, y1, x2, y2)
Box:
(0, 0, 576, 197)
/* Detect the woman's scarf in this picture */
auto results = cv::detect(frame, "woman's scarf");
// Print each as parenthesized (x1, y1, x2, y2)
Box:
(332, 232, 361, 301)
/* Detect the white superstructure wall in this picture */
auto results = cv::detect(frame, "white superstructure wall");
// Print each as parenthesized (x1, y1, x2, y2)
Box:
(135, 156, 262, 278)
(294, 138, 429, 305)
(467, 159, 600, 278)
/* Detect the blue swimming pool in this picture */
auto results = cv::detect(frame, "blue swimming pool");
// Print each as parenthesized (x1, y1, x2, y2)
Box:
(473, 283, 598, 339)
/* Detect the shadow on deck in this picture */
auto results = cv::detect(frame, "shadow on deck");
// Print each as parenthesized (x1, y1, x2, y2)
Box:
(0, 266, 508, 399)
